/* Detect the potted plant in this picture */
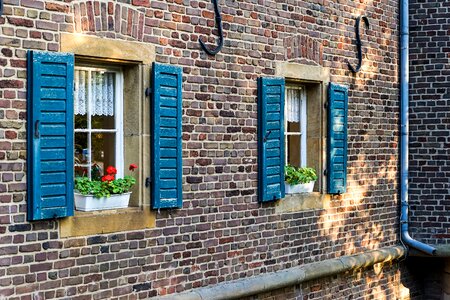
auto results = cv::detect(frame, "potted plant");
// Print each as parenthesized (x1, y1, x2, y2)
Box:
(284, 165, 318, 194)
(74, 164, 138, 211)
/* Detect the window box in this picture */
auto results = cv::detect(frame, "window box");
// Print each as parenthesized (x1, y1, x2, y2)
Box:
(74, 192, 131, 211)
(285, 181, 315, 194)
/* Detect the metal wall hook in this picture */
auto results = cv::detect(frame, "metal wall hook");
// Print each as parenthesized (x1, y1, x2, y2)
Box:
(199, 0, 224, 56)
(348, 16, 370, 74)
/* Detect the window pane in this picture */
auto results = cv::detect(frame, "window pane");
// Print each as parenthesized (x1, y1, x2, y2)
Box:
(74, 132, 89, 178)
(91, 71, 115, 129)
(74, 132, 88, 166)
(92, 115, 115, 130)
(287, 135, 301, 167)
(287, 121, 300, 133)
(92, 132, 116, 175)
(75, 114, 87, 129)
(74, 166, 89, 178)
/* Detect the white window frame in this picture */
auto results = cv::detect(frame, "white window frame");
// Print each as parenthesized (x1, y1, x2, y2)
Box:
(74, 66, 124, 179)
(285, 85, 307, 167)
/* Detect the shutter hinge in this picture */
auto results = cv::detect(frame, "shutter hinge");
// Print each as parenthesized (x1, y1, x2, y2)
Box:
(145, 177, 151, 188)
(324, 102, 329, 109)
(145, 87, 152, 97)
(324, 169, 328, 176)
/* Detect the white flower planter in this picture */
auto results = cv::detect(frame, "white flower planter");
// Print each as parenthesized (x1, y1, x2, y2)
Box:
(285, 181, 315, 194)
(74, 192, 131, 211)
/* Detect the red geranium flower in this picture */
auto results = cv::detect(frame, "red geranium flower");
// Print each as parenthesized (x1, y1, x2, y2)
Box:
(129, 164, 138, 171)
(101, 174, 115, 182)
(106, 166, 117, 175)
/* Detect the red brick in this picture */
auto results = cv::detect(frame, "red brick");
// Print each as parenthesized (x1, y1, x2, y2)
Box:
(45, 2, 70, 13)
(7, 17, 34, 27)
(0, 80, 23, 89)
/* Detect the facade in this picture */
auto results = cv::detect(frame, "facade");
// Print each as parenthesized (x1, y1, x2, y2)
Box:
(408, 0, 450, 298)
(0, 0, 445, 299)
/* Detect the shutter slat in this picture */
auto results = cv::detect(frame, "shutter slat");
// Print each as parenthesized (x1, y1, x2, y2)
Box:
(41, 124, 66, 136)
(40, 88, 66, 99)
(41, 137, 66, 148)
(258, 77, 285, 202)
(327, 83, 348, 194)
(160, 169, 177, 179)
(41, 161, 66, 172)
(41, 112, 66, 123)
(41, 173, 66, 184)
(41, 76, 67, 87)
(27, 51, 74, 221)
(160, 87, 178, 97)
(41, 184, 66, 196)
(40, 196, 67, 208)
(41, 64, 67, 76)
(151, 63, 183, 209)
(41, 101, 66, 111)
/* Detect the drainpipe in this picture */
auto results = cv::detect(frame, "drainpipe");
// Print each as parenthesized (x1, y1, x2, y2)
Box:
(399, 0, 436, 256)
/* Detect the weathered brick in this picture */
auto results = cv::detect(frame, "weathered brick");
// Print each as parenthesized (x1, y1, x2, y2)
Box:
(45, 2, 70, 13)
(87, 236, 107, 245)
(0, 0, 426, 299)
(132, 282, 151, 292)
(18, 243, 41, 252)
(0, 80, 23, 89)
(8, 224, 31, 232)
(7, 17, 34, 27)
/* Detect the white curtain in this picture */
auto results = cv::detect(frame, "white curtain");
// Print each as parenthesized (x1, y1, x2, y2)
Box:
(286, 88, 300, 122)
(74, 70, 115, 116)
(74, 70, 88, 115)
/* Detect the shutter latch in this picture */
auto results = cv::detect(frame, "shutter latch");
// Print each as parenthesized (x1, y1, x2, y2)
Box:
(264, 130, 272, 142)
(145, 87, 152, 97)
(145, 177, 151, 188)
(34, 120, 40, 138)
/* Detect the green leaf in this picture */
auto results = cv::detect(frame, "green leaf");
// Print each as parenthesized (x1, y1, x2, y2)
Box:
(74, 174, 137, 199)
(284, 165, 317, 185)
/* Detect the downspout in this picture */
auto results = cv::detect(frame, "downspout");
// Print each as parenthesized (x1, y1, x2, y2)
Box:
(399, 0, 436, 256)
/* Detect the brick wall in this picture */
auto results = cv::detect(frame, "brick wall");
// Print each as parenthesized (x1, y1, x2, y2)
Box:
(241, 262, 419, 300)
(409, 0, 450, 244)
(0, 0, 416, 298)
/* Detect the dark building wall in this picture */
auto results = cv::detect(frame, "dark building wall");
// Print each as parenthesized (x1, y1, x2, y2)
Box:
(0, 0, 415, 298)
(409, 0, 450, 244)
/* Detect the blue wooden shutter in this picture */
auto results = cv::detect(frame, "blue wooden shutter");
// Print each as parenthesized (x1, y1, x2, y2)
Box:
(327, 83, 348, 194)
(258, 77, 285, 202)
(151, 63, 183, 209)
(27, 51, 74, 220)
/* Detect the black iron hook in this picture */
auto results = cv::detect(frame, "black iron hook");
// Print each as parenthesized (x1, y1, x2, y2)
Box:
(199, 0, 224, 56)
(348, 16, 370, 74)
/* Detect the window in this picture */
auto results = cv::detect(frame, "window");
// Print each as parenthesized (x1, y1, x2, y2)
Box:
(258, 74, 328, 202)
(285, 85, 307, 167)
(74, 66, 124, 179)
(27, 36, 183, 230)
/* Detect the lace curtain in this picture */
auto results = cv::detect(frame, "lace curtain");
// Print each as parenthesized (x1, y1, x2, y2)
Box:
(74, 70, 115, 116)
(286, 88, 301, 122)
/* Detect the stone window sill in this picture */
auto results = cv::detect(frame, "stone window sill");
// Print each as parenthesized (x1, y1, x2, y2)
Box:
(275, 192, 330, 213)
(59, 207, 156, 238)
